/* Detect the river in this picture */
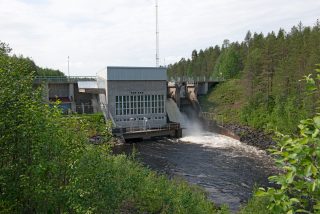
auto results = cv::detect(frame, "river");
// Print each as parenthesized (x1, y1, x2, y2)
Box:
(116, 131, 276, 212)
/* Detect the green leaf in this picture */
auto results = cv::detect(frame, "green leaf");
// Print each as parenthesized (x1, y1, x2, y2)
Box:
(312, 181, 317, 191)
(286, 171, 294, 184)
(314, 201, 320, 210)
(296, 209, 311, 213)
(312, 128, 320, 138)
(311, 164, 318, 177)
(255, 188, 268, 197)
(304, 165, 312, 177)
(314, 116, 320, 129)
(289, 198, 299, 203)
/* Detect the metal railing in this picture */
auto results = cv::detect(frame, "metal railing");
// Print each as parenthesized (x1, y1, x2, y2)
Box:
(169, 76, 224, 83)
(199, 112, 224, 126)
(113, 122, 180, 134)
(34, 76, 96, 83)
(75, 104, 94, 114)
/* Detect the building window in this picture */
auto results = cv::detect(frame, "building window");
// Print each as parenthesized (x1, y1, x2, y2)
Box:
(130, 96, 134, 115)
(115, 94, 165, 116)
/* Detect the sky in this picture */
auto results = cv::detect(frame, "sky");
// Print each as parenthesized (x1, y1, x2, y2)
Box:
(0, 0, 319, 76)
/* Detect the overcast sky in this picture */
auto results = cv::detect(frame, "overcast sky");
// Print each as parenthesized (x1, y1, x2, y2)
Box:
(1, 0, 319, 76)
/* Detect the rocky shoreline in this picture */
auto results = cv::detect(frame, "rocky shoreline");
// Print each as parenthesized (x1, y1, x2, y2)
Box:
(201, 118, 276, 151)
(222, 123, 276, 150)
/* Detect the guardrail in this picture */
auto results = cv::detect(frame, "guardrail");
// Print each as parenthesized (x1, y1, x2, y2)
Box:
(199, 112, 224, 126)
(169, 76, 224, 83)
(113, 122, 180, 134)
(34, 76, 96, 83)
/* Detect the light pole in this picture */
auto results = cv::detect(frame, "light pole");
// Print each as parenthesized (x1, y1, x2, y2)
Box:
(68, 56, 70, 78)
(143, 117, 148, 131)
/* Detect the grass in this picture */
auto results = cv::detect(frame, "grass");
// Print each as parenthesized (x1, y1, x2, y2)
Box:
(239, 195, 271, 214)
(199, 79, 245, 124)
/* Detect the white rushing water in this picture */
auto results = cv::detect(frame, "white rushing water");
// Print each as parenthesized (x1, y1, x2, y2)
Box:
(166, 98, 268, 158)
(165, 98, 184, 124)
(180, 132, 267, 158)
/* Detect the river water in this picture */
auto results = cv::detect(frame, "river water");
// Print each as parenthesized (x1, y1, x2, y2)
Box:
(116, 131, 276, 212)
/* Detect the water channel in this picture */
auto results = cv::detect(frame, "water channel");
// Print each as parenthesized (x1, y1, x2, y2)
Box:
(116, 130, 276, 212)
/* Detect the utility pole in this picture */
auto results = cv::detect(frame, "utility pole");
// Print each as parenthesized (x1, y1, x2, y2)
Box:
(68, 56, 70, 77)
(155, 0, 159, 67)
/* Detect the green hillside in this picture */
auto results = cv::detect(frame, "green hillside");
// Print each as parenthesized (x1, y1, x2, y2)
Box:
(169, 21, 320, 133)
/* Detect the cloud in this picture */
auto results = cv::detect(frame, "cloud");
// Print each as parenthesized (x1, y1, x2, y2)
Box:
(0, 0, 319, 75)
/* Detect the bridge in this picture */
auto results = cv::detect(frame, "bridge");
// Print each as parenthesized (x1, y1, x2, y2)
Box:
(33, 75, 223, 101)
(167, 76, 223, 117)
(33, 75, 223, 114)
(34, 76, 96, 83)
(34, 75, 222, 84)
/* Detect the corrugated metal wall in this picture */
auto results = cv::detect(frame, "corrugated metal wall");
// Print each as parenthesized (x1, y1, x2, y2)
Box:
(106, 66, 167, 81)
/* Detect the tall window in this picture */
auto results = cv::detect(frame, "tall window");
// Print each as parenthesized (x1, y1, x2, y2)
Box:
(115, 94, 165, 116)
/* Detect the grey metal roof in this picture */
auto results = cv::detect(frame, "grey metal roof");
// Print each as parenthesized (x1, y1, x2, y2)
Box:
(106, 66, 167, 81)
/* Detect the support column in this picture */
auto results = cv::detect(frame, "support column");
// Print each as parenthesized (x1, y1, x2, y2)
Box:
(69, 83, 76, 112)
(44, 83, 49, 101)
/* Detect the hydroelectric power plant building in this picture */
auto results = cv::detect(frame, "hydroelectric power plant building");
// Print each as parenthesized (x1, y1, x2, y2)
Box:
(34, 66, 194, 140)
(97, 66, 168, 130)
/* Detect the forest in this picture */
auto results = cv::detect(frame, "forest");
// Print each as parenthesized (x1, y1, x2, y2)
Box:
(168, 21, 320, 133)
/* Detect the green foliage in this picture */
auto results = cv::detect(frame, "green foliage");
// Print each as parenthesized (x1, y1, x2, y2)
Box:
(240, 94, 309, 133)
(65, 113, 113, 140)
(168, 45, 221, 79)
(0, 41, 12, 55)
(170, 21, 320, 134)
(66, 147, 223, 213)
(0, 50, 86, 212)
(0, 40, 64, 77)
(256, 115, 320, 213)
(239, 194, 271, 214)
(255, 73, 320, 213)
(36, 66, 65, 76)
(212, 45, 241, 79)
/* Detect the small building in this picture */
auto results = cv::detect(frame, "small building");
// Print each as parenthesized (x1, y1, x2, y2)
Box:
(97, 66, 167, 130)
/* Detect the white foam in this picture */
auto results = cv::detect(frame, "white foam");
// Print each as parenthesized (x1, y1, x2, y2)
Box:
(166, 97, 267, 158)
(180, 131, 267, 158)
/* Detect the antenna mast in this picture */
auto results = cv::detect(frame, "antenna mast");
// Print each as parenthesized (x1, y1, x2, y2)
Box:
(68, 56, 70, 77)
(155, 0, 159, 67)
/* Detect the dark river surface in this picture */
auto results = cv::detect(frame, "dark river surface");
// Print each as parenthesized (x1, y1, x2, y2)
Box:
(115, 131, 276, 212)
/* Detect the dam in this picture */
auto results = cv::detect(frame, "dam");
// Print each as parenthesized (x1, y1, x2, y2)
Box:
(35, 67, 221, 141)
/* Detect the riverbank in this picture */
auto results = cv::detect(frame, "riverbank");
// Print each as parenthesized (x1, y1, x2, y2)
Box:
(221, 123, 275, 151)
(201, 119, 275, 151)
